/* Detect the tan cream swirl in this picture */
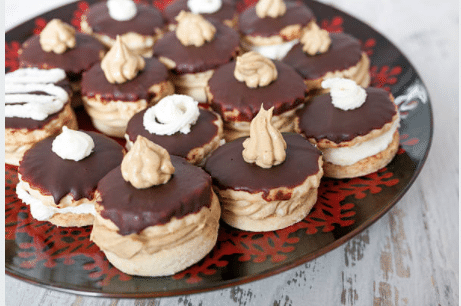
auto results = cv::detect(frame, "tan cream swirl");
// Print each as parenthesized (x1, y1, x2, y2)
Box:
(101, 35, 145, 84)
(234, 51, 277, 88)
(255, 0, 286, 18)
(121, 136, 175, 188)
(175, 11, 216, 47)
(242, 105, 286, 168)
(300, 22, 331, 55)
(39, 19, 76, 54)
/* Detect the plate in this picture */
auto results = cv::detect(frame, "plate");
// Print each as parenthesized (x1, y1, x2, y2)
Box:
(5, 0, 433, 298)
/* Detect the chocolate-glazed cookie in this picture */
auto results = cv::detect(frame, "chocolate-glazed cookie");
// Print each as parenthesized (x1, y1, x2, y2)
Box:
(81, 2, 164, 57)
(125, 107, 223, 164)
(239, 1, 314, 38)
(163, 0, 238, 29)
(295, 87, 400, 179)
(283, 33, 371, 94)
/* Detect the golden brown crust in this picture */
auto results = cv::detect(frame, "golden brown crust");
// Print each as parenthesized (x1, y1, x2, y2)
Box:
(323, 130, 400, 179)
(5, 103, 78, 166)
(214, 157, 323, 231)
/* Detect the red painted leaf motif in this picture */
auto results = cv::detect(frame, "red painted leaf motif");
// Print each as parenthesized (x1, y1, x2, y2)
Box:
(5, 41, 21, 73)
(321, 16, 344, 33)
(152, 0, 174, 11)
(361, 38, 376, 57)
(71, 1, 89, 31)
(33, 17, 47, 35)
(370, 65, 402, 91)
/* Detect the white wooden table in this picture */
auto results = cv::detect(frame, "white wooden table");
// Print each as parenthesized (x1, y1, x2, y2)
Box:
(5, 0, 459, 305)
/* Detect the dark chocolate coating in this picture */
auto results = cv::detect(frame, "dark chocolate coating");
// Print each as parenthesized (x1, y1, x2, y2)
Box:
(204, 133, 321, 199)
(97, 156, 213, 235)
(81, 57, 169, 102)
(19, 131, 125, 204)
(238, 1, 314, 37)
(85, 2, 164, 38)
(296, 87, 397, 144)
(153, 22, 239, 74)
(6, 79, 72, 130)
(208, 61, 306, 122)
(163, 0, 236, 25)
(126, 108, 220, 159)
(282, 33, 363, 80)
(18, 33, 105, 76)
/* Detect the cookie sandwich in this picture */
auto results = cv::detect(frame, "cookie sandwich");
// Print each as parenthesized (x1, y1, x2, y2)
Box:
(91, 136, 221, 276)
(5, 68, 78, 166)
(125, 94, 223, 165)
(206, 51, 306, 141)
(16, 127, 125, 227)
(283, 29, 370, 95)
(81, 0, 165, 57)
(81, 36, 174, 138)
(238, 0, 315, 60)
(204, 106, 323, 232)
(295, 78, 400, 178)
(163, 0, 238, 30)
(18, 19, 105, 107)
(154, 11, 240, 102)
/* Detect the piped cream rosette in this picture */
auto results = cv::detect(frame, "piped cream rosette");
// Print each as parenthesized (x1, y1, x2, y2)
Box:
(5, 68, 78, 166)
(211, 105, 323, 232)
(90, 136, 221, 276)
(16, 128, 98, 227)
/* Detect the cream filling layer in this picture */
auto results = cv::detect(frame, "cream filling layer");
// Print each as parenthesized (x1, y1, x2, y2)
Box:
(322, 119, 400, 166)
(16, 182, 96, 221)
(249, 39, 298, 60)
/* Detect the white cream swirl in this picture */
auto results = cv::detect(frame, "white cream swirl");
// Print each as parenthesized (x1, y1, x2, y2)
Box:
(5, 67, 66, 84)
(187, 0, 222, 14)
(321, 78, 367, 111)
(143, 94, 200, 135)
(107, 0, 137, 21)
(5, 78, 69, 121)
(52, 127, 95, 161)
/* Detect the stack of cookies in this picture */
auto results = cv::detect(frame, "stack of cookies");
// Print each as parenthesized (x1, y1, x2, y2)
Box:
(8, 0, 400, 277)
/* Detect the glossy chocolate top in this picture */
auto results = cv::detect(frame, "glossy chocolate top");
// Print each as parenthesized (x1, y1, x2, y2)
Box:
(153, 22, 239, 74)
(81, 57, 169, 102)
(296, 87, 397, 144)
(19, 131, 125, 204)
(19, 33, 105, 76)
(6, 79, 72, 130)
(238, 1, 314, 37)
(204, 133, 321, 200)
(282, 33, 363, 80)
(85, 2, 164, 38)
(163, 0, 236, 25)
(208, 61, 306, 122)
(97, 156, 213, 235)
(126, 108, 220, 159)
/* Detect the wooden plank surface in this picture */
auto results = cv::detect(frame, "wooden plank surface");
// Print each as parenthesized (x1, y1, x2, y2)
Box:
(5, 0, 459, 305)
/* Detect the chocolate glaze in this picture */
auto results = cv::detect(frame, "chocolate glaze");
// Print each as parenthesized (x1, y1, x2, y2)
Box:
(282, 33, 363, 80)
(6, 79, 72, 130)
(98, 156, 213, 235)
(81, 57, 169, 102)
(19, 131, 125, 204)
(126, 108, 220, 159)
(153, 22, 239, 74)
(85, 2, 164, 38)
(238, 1, 314, 37)
(204, 133, 321, 199)
(19, 33, 105, 76)
(163, 0, 236, 25)
(208, 61, 306, 122)
(296, 87, 397, 144)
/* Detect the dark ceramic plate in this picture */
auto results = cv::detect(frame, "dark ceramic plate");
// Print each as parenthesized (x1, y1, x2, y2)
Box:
(5, 0, 433, 298)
